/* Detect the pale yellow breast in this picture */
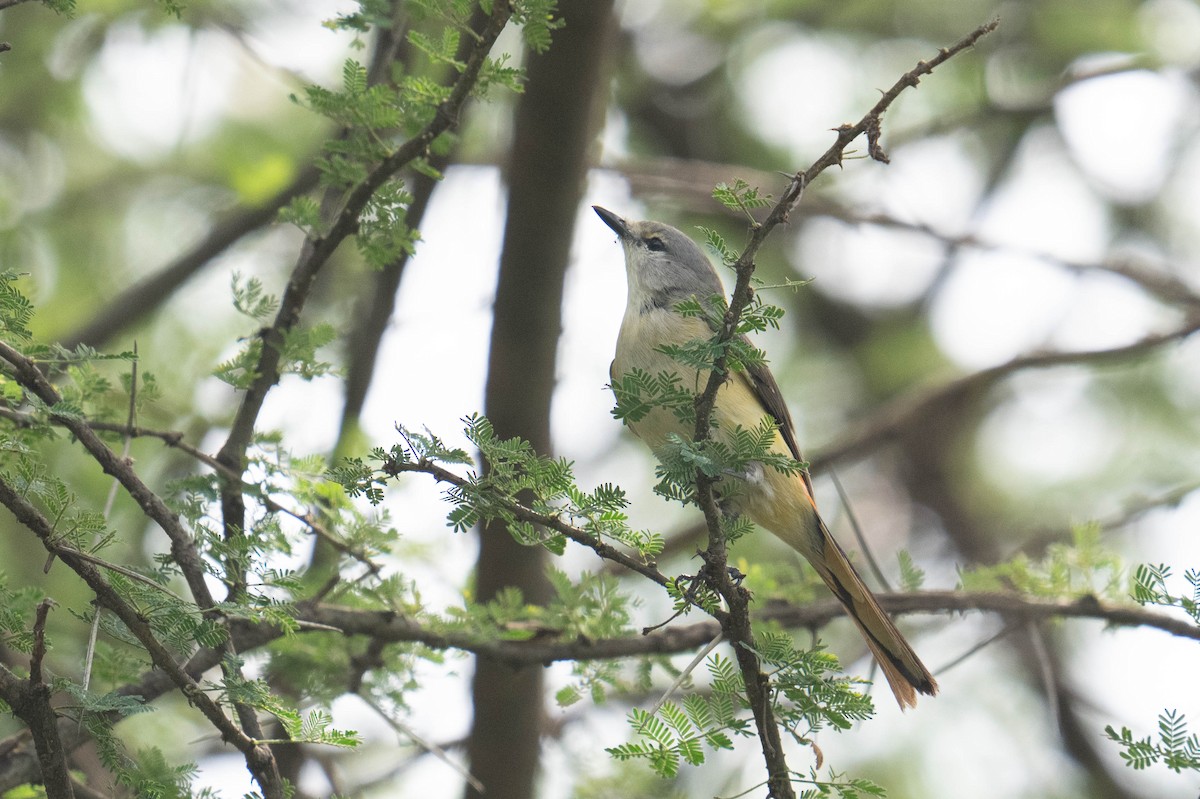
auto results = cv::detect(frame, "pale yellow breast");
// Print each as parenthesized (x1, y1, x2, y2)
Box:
(613, 307, 818, 551)
(615, 309, 705, 451)
(613, 309, 792, 461)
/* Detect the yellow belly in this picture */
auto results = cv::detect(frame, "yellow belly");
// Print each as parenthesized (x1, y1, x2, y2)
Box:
(613, 309, 788, 452)
(613, 308, 815, 550)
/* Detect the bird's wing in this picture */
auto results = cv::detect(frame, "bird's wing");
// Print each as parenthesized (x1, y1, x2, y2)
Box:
(736, 334, 817, 500)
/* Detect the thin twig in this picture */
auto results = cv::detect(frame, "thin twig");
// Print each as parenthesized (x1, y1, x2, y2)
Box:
(828, 469, 891, 591)
(0, 340, 218, 613)
(648, 632, 724, 716)
(1026, 620, 1060, 723)
(932, 619, 1021, 675)
(29, 599, 54, 687)
(388, 458, 674, 590)
(56, 547, 189, 602)
(85, 343, 139, 690)
(358, 693, 484, 793)
(104, 341, 138, 518)
(811, 316, 1200, 471)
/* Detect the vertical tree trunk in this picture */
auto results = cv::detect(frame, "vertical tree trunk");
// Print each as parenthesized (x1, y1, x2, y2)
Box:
(465, 2, 616, 797)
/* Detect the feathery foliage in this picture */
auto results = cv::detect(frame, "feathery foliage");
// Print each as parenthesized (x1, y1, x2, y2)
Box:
(1106, 710, 1200, 774)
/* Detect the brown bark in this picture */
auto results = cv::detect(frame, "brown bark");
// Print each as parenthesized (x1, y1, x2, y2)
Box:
(465, 2, 616, 798)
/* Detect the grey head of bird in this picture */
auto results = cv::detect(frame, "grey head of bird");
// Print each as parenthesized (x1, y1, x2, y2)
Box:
(593, 205, 723, 314)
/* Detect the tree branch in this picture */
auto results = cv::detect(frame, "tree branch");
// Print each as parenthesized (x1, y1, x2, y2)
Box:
(0, 601, 74, 799)
(214, 0, 515, 495)
(678, 18, 999, 797)
(295, 590, 1200, 664)
(0, 477, 285, 797)
(0, 341, 217, 613)
(811, 316, 1200, 471)
(0, 584, 1187, 793)
(58, 166, 322, 351)
(211, 5, 516, 660)
(387, 458, 673, 590)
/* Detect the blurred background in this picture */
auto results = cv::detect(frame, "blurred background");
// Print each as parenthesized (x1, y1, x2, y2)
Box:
(2, 0, 1200, 797)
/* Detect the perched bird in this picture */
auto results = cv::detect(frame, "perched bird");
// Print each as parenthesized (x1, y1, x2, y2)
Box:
(594, 205, 937, 708)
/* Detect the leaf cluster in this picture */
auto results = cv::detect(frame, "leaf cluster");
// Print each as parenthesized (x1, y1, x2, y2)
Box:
(544, 569, 646, 706)
(793, 771, 886, 799)
(660, 294, 779, 372)
(712, 178, 774, 223)
(753, 631, 875, 739)
(0, 458, 110, 552)
(958, 523, 1124, 600)
(0, 271, 34, 343)
(607, 655, 747, 778)
(610, 368, 699, 429)
(1106, 709, 1200, 774)
(284, 1, 551, 270)
(85, 738, 217, 799)
(896, 549, 926, 592)
(652, 419, 805, 509)
(608, 633, 875, 786)
(0, 574, 47, 655)
(1131, 562, 1200, 625)
(507, 0, 563, 53)
(215, 276, 337, 389)
(219, 659, 360, 747)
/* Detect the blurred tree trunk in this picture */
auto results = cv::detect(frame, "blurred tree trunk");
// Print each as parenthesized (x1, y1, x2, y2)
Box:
(465, 2, 616, 798)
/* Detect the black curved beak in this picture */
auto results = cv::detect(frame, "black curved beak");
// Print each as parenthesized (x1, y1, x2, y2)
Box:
(592, 205, 629, 239)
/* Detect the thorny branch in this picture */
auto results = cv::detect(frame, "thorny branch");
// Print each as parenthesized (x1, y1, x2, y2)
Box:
(213, 0, 515, 543)
(201, 10, 511, 788)
(6, 580, 1193, 792)
(0, 477, 284, 796)
(299, 590, 1200, 662)
(0, 6, 519, 793)
(621, 157, 1200, 313)
(686, 18, 999, 797)
(0, 341, 218, 614)
(182, 24, 519, 775)
(385, 457, 675, 591)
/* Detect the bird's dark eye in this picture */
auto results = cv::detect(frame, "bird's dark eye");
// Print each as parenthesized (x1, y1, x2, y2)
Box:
(645, 236, 666, 252)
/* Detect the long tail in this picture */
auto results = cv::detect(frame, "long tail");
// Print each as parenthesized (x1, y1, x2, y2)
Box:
(804, 514, 938, 709)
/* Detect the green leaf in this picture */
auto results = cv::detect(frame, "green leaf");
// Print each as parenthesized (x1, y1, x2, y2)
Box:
(231, 274, 279, 321)
(897, 549, 925, 591)
(556, 685, 582, 707)
(712, 178, 774, 218)
(697, 226, 737, 266)
(1106, 710, 1200, 775)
